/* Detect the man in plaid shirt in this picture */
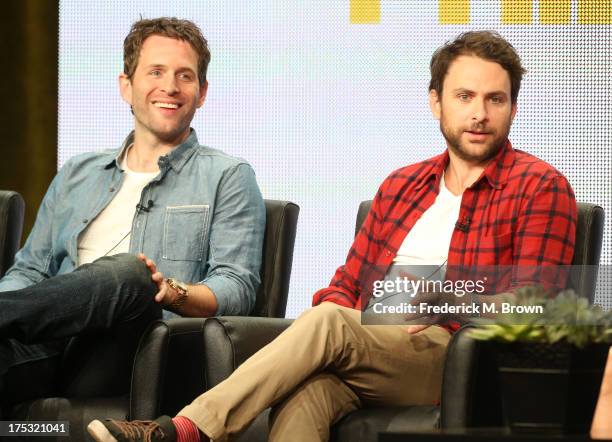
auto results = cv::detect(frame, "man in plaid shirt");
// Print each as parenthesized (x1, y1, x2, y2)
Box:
(90, 31, 577, 442)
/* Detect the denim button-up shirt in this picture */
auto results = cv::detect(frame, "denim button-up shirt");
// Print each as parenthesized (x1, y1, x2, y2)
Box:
(0, 130, 266, 317)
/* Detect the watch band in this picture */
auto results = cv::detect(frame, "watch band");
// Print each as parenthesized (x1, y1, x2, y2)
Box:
(166, 278, 189, 309)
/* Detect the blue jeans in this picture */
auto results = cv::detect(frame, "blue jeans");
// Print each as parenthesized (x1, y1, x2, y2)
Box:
(0, 254, 162, 402)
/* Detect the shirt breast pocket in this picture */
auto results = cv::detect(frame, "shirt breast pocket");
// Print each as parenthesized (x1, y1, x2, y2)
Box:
(163, 205, 210, 261)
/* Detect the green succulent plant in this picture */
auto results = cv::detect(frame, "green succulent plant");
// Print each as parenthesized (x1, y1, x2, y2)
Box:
(468, 287, 612, 348)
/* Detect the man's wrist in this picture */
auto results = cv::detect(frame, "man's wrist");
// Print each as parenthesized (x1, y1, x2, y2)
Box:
(166, 278, 189, 309)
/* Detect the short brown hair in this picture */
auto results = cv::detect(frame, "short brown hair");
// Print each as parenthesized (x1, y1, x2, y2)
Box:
(123, 17, 211, 85)
(429, 31, 526, 104)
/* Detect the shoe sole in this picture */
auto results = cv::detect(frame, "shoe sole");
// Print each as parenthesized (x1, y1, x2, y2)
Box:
(87, 420, 119, 442)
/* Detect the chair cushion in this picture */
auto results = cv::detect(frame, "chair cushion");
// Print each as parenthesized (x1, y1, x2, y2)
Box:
(331, 406, 439, 442)
(234, 406, 439, 442)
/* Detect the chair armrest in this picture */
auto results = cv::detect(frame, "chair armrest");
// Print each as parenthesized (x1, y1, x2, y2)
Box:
(440, 325, 503, 429)
(203, 317, 293, 388)
(129, 318, 209, 419)
(0, 190, 25, 277)
(129, 316, 292, 420)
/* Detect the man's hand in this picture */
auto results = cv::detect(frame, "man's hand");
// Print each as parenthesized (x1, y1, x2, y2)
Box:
(137, 253, 176, 305)
(403, 288, 446, 334)
(401, 276, 472, 333)
(136, 253, 218, 317)
(383, 270, 442, 334)
(404, 324, 432, 334)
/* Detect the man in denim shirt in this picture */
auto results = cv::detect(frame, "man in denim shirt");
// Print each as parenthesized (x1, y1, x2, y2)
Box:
(0, 18, 265, 408)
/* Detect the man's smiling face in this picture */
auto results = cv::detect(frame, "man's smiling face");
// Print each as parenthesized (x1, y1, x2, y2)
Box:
(119, 34, 207, 146)
(429, 54, 517, 164)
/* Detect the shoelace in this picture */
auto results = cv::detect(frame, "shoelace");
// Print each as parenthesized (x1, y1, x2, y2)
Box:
(110, 419, 166, 442)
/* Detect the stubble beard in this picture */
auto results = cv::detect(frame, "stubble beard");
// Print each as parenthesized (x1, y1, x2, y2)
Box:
(135, 106, 195, 145)
(440, 115, 511, 164)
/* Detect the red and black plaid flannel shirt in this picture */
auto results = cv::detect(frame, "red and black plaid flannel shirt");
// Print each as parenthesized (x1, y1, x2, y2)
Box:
(312, 141, 577, 315)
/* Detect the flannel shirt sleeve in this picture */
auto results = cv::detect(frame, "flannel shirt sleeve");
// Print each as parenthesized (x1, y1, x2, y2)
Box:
(510, 174, 577, 292)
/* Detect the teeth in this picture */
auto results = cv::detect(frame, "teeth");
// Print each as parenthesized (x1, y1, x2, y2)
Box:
(154, 102, 179, 109)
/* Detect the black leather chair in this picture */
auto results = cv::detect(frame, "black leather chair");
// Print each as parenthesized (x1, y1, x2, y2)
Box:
(139, 200, 604, 442)
(0, 190, 25, 277)
(128, 200, 300, 421)
(0, 195, 299, 442)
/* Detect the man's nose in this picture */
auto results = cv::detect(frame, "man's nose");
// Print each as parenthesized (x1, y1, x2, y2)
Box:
(472, 99, 488, 123)
(161, 75, 179, 95)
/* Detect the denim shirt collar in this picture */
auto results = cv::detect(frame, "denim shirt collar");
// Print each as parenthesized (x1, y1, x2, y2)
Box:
(103, 129, 200, 173)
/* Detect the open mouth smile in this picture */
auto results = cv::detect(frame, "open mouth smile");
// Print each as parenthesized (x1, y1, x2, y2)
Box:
(153, 102, 181, 109)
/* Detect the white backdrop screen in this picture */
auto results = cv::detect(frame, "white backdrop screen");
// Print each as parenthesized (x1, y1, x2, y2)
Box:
(59, 1, 611, 315)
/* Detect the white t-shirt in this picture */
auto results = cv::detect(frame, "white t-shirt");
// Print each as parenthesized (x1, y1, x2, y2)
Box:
(77, 148, 158, 266)
(392, 173, 462, 267)
(366, 174, 463, 314)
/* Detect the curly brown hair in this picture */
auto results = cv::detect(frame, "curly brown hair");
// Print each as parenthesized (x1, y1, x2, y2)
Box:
(123, 17, 210, 86)
(429, 31, 526, 104)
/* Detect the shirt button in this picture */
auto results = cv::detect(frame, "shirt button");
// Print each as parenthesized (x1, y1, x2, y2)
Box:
(109, 187, 115, 192)
(82, 219, 88, 224)
(385, 251, 392, 257)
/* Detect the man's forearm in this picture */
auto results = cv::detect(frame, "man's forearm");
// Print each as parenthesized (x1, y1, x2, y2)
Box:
(172, 283, 218, 317)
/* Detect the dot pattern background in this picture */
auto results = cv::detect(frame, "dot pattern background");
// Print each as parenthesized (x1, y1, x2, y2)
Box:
(59, 0, 611, 316)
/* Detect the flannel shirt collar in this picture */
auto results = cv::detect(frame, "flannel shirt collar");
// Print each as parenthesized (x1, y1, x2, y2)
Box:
(414, 139, 516, 191)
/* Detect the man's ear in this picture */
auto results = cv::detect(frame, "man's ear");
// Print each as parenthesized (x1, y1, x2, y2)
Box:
(510, 102, 517, 122)
(429, 89, 441, 120)
(118, 73, 133, 106)
(197, 80, 208, 108)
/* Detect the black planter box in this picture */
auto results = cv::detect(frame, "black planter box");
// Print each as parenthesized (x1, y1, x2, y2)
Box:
(494, 342, 610, 434)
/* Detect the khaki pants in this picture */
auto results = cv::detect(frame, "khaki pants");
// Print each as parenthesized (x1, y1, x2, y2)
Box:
(179, 302, 450, 442)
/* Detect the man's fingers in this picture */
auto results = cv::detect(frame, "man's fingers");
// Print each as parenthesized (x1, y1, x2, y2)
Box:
(145, 258, 157, 272)
(409, 290, 440, 307)
(404, 311, 442, 326)
(155, 285, 167, 303)
(405, 324, 431, 334)
(398, 271, 418, 280)
(151, 271, 164, 283)
(137, 254, 158, 273)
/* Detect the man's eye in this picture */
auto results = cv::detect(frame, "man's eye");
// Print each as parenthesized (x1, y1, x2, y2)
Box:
(178, 73, 194, 81)
(458, 94, 470, 101)
(491, 96, 504, 104)
(150, 70, 162, 77)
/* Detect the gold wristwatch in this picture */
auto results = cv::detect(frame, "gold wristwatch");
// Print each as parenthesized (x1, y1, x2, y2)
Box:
(166, 278, 189, 309)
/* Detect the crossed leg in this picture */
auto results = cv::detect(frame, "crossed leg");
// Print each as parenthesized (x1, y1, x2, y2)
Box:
(178, 302, 450, 441)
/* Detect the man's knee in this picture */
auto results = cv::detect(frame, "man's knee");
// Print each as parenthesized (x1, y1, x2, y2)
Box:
(92, 254, 154, 294)
(101, 253, 143, 269)
(297, 302, 353, 329)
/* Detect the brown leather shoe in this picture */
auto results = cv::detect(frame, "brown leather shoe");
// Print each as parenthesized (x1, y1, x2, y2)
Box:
(87, 415, 176, 442)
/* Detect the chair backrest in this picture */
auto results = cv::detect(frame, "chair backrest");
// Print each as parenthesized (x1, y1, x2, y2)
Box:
(0, 190, 25, 278)
(567, 202, 605, 299)
(354, 200, 372, 237)
(353, 200, 605, 298)
(253, 199, 300, 318)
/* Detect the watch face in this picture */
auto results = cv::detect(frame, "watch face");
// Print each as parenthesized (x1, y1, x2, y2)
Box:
(168, 279, 188, 294)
